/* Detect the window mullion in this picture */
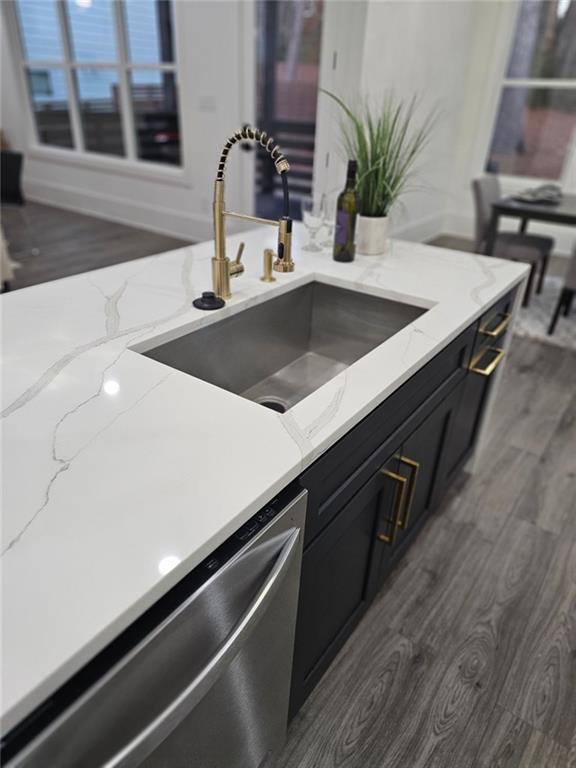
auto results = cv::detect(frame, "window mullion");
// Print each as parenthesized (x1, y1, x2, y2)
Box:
(112, 0, 136, 161)
(56, 0, 84, 152)
(21, 61, 40, 145)
(502, 78, 576, 89)
(125, 63, 177, 72)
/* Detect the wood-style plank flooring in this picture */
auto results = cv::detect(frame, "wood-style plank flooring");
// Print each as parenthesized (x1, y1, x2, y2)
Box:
(278, 337, 576, 768)
(1, 202, 191, 290)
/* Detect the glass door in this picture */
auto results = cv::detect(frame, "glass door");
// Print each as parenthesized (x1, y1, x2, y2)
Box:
(255, 0, 324, 220)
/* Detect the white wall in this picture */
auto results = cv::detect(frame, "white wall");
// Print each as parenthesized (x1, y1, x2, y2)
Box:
(1, 1, 255, 242)
(360, 0, 481, 241)
(312, 0, 367, 203)
(315, 0, 575, 253)
(1, 11, 24, 153)
(314, 0, 482, 242)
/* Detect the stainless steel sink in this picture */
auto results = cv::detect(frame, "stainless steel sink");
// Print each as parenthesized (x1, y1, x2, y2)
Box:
(142, 282, 426, 412)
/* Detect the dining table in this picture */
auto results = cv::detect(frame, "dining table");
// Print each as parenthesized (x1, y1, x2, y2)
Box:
(485, 192, 576, 255)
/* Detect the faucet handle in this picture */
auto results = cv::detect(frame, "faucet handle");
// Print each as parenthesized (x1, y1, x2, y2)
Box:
(234, 242, 245, 264)
(229, 241, 245, 277)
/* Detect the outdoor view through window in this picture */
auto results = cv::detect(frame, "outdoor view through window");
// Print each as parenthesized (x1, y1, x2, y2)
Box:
(487, 0, 576, 179)
(14, 0, 181, 165)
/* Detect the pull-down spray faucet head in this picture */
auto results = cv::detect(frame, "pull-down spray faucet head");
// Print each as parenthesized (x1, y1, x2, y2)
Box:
(193, 127, 294, 308)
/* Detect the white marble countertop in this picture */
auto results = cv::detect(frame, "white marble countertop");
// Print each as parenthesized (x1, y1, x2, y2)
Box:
(0, 224, 527, 732)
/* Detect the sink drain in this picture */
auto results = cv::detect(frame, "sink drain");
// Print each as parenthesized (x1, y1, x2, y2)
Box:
(255, 396, 288, 414)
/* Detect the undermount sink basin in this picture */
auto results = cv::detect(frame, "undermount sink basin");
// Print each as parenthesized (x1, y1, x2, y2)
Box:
(142, 281, 426, 413)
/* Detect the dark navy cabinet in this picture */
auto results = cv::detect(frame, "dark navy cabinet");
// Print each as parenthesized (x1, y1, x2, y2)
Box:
(289, 287, 516, 717)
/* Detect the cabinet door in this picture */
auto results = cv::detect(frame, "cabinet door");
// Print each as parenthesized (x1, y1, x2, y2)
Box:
(443, 371, 488, 479)
(298, 324, 476, 547)
(400, 386, 461, 533)
(444, 291, 514, 479)
(290, 453, 400, 717)
(371, 386, 462, 589)
(443, 345, 506, 480)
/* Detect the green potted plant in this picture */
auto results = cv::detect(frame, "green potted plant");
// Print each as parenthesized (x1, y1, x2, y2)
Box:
(324, 91, 435, 255)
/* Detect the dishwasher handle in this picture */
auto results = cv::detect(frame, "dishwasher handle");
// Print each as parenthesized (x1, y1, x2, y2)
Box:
(104, 527, 301, 768)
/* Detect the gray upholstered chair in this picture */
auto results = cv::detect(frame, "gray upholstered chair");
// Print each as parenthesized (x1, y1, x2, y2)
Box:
(1, 229, 15, 291)
(548, 243, 576, 335)
(472, 176, 554, 306)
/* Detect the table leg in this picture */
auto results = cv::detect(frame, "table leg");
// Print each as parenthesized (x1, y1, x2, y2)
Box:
(485, 211, 499, 255)
(537, 253, 549, 294)
(548, 288, 570, 335)
(522, 263, 536, 307)
(519, 218, 528, 233)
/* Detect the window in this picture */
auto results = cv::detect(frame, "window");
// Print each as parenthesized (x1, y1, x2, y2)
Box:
(486, 0, 576, 180)
(14, 0, 181, 166)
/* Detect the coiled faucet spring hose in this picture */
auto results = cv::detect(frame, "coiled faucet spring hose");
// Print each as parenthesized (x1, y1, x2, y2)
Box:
(217, 126, 291, 218)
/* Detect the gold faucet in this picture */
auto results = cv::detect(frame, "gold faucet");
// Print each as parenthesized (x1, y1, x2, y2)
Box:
(211, 126, 294, 300)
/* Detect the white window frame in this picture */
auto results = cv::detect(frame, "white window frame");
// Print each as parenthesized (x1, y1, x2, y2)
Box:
(486, 2, 576, 185)
(4, 0, 188, 184)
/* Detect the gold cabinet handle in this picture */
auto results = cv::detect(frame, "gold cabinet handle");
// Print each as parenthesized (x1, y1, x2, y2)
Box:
(377, 470, 407, 545)
(469, 347, 505, 377)
(479, 312, 511, 338)
(397, 457, 420, 529)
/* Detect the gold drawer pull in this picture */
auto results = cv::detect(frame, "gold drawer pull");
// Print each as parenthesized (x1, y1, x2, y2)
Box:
(377, 470, 407, 545)
(469, 347, 505, 377)
(397, 457, 420, 529)
(479, 312, 511, 338)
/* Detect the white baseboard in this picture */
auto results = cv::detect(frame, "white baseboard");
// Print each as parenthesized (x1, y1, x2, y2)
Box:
(23, 178, 214, 242)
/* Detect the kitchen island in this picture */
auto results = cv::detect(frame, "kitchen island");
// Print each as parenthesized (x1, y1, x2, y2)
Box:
(1, 224, 527, 735)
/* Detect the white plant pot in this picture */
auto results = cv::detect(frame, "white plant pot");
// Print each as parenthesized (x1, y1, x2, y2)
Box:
(356, 215, 388, 256)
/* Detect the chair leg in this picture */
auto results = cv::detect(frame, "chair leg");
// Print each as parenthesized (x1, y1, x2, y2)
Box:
(536, 253, 549, 294)
(563, 289, 574, 317)
(548, 288, 569, 335)
(522, 263, 536, 307)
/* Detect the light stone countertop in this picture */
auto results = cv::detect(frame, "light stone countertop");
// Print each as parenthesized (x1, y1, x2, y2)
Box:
(0, 223, 528, 732)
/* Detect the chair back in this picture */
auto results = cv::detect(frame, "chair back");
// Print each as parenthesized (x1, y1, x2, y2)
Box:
(472, 176, 501, 253)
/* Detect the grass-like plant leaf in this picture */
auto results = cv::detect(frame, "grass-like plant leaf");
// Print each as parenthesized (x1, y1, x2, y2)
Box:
(322, 90, 436, 217)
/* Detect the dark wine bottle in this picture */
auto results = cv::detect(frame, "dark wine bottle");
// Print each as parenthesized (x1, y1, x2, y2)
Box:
(333, 160, 358, 262)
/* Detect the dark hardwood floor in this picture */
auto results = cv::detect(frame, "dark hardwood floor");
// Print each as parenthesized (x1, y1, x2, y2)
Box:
(1, 202, 191, 290)
(278, 336, 576, 768)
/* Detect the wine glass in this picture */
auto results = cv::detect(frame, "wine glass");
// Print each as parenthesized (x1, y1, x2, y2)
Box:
(301, 196, 324, 252)
(320, 191, 338, 249)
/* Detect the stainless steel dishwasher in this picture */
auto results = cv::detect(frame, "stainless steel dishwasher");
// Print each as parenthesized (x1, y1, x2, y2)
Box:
(3, 489, 307, 768)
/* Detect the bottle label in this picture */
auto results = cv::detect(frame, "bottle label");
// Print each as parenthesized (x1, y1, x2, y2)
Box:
(335, 210, 350, 246)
